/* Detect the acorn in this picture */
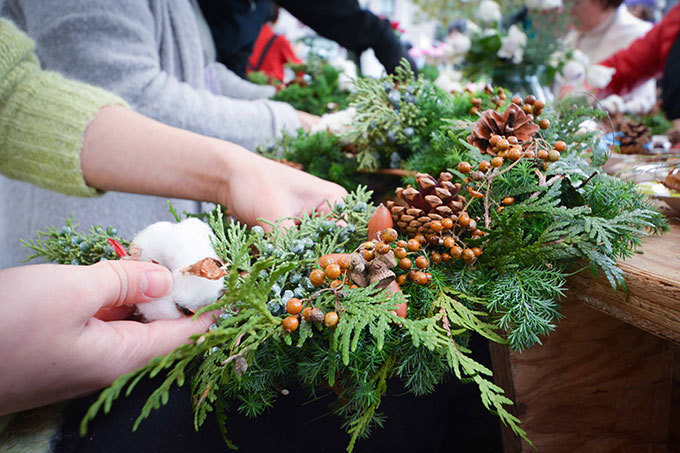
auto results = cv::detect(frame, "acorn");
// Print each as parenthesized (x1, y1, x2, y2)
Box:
(283, 316, 299, 332)
(301, 306, 313, 321)
(458, 161, 472, 174)
(415, 256, 429, 269)
(318, 255, 335, 269)
(548, 149, 561, 162)
(310, 269, 326, 287)
(286, 298, 303, 315)
(399, 257, 413, 270)
(381, 228, 398, 243)
(325, 263, 341, 280)
(413, 271, 429, 285)
(324, 311, 339, 328)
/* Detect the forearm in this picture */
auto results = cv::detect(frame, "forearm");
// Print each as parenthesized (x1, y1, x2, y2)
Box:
(81, 105, 240, 205)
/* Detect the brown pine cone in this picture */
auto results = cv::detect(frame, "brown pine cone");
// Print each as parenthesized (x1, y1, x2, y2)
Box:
(612, 114, 651, 155)
(467, 104, 539, 155)
(387, 172, 471, 237)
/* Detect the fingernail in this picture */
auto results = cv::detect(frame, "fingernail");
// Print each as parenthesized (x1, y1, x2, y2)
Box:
(141, 270, 173, 298)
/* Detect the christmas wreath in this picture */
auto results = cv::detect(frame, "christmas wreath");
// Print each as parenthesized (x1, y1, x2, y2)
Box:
(23, 63, 668, 452)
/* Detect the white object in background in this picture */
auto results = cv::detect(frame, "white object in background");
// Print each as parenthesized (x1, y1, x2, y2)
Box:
(479, 1, 502, 23)
(586, 64, 616, 89)
(435, 69, 464, 94)
(526, 0, 563, 10)
(498, 25, 527, 64)
(130, 218, 225, 321)
(311, 108, 357, 135)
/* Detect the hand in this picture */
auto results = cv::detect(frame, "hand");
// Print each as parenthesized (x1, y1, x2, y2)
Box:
(296, 110, 321, 131)
(0, 261, 215, 415)
(219, 150, 347, 230)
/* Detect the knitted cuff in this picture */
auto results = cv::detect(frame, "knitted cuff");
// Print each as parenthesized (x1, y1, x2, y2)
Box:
(0, 69, 127, 197)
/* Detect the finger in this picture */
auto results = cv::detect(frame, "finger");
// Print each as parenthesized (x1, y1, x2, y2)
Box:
(103, 311, 217, 374)
(83, 260, 173, 313)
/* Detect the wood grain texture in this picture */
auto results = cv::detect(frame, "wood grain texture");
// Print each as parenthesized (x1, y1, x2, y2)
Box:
(568, 221, 680, 344)
(501, 297, 674, 452)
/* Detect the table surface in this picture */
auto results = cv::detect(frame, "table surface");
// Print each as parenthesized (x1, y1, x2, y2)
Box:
(569, 217, 680, 343)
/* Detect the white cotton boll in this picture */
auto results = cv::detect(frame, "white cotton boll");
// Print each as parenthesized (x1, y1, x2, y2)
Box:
(526, 0, 563, 10)
(447, 33, 472, 57)
(576, 119, 601, 136)
(311, 108, 357, 135)
(498, 25, 527, 64)
(130, 218, 225, 321)
(600, 94, 625, 113)
(479, 1, 502, 23)
(586, 65, 616, 89)
(435, 69, 464, 93)
(562, 60, 586, 84)
(571, 49, 590, 67)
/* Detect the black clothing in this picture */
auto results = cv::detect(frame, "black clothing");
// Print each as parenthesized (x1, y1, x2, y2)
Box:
(55, 335, 501, 453)
(662, 31, 680, 120)
(197, 0, 416, 79)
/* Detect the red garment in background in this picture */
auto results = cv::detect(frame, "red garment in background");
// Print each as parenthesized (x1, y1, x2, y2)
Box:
(247, 23, 301, 82)
(600, 4, 680, 95)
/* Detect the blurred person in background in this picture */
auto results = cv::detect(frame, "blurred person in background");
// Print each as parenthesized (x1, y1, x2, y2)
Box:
(198, 0, 417, 79)
(567, 0, 657, 113)
(247, 2, 301, 83)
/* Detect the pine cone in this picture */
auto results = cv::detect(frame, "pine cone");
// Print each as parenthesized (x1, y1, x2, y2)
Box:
(467, 104, 539, 155)
(386, 172, 470, 237)
(612, 114, 651, 154)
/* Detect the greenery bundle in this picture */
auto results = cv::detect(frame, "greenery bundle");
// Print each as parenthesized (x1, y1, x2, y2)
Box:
(249, 57, 352, 116)
(26, 63, 667, 452)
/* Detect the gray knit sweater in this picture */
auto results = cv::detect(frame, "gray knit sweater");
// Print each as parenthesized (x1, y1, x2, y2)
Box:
(0, 0, 300, 268)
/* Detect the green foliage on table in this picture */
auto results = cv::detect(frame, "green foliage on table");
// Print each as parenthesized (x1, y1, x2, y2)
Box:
(272, 59, 351, 116)
(258, 130, 360, 190)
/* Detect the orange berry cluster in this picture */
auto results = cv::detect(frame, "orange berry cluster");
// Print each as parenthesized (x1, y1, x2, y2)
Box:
(511, 95, 545, 117)
(536, 140, 566, 163)
(282, 296, 340, 333)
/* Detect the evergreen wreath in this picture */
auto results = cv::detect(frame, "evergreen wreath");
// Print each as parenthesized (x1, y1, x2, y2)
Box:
(24, 62, 667, 452)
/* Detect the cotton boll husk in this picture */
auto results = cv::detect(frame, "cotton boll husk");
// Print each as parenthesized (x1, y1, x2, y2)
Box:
(130, 218, 225, 321)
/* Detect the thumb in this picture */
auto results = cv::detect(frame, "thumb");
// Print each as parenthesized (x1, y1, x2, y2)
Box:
(98, 311, 217, 378)
(82, 260, 173, 315)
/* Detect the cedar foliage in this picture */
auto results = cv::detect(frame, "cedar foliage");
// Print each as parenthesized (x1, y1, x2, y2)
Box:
(28, 62, 667, 452)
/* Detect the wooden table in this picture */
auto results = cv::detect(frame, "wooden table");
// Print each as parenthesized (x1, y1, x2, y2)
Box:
(491, 220, 680, 452)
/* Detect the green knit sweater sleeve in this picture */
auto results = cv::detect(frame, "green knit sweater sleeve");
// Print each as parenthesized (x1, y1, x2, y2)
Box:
(0, 20, 128, 197)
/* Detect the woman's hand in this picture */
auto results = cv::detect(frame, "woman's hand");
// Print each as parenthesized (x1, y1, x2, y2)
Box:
(219, 150, 347, 230)
(0, 260, 215, 416)
(81, 106, 346, 231)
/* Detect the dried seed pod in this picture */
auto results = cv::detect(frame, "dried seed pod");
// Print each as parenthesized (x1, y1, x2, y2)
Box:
(368, 204, 394, 241)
